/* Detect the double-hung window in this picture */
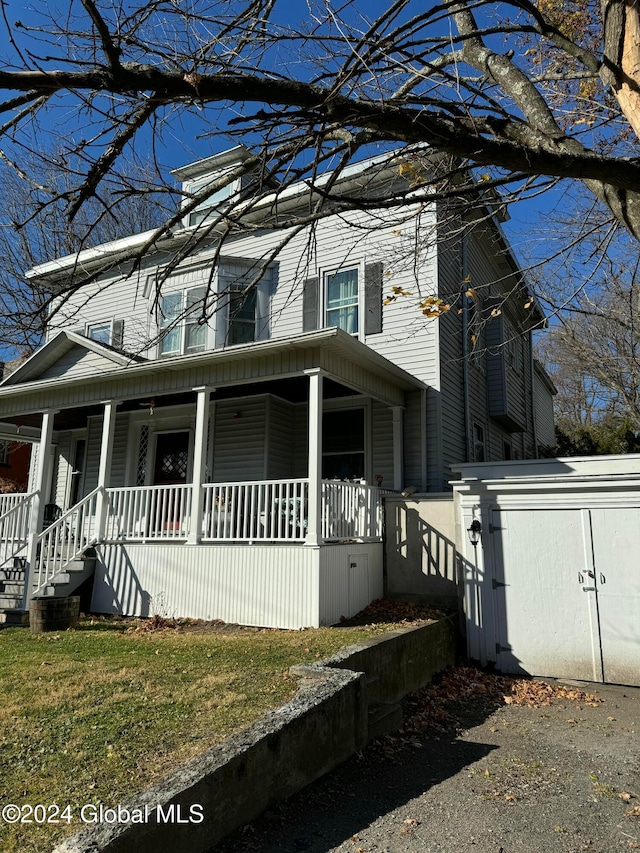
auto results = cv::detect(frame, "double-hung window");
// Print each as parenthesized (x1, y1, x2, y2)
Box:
(325, 268, 359, 334)
(159, 285, 208, 356)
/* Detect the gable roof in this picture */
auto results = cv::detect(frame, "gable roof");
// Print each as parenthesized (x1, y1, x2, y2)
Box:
(1, 331, 146, 387)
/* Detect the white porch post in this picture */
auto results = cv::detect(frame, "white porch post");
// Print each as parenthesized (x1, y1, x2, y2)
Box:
(305, 369, 323, 546)
(391, 406, 404, 492)
(22, 409, 56, 609)
(94, 400, 118, 541)
(188, 386, 212, 544)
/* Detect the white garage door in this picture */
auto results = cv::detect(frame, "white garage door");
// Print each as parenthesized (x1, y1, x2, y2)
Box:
(490, 506, 640, 686)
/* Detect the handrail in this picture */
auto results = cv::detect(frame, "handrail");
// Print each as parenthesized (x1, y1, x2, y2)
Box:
(33, 487, 101, 594)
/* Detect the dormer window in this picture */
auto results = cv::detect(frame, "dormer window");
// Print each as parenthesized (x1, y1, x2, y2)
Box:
(186, 178, 236, 227)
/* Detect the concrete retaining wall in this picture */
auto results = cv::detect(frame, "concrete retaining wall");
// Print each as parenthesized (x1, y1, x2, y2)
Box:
(54, 619, 456, 853)
(385, 494, 463, 609)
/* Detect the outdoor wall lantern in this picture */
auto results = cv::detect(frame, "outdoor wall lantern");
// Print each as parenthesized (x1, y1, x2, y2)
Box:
(467, 519, 482, 547)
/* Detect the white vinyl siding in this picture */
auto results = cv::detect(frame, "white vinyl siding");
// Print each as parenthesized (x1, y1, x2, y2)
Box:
(211, 397, 267, 481)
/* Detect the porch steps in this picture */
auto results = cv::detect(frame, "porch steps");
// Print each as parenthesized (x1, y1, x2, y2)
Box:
(0, 552, 96, 620)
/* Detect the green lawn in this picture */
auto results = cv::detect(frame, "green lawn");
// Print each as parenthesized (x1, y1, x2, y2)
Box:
(0, 616, 410, 853)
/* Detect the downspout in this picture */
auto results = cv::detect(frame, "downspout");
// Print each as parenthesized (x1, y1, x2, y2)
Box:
(529, 333, 538, 457)
(461, 229, 472, 462)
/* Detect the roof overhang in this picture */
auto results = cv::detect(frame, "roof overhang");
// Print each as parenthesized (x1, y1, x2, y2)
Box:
(1, 330, 146, 387)
(0, 329, 426, 419)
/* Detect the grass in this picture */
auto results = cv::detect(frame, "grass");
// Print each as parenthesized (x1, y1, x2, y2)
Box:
(0, 614, 417, 853)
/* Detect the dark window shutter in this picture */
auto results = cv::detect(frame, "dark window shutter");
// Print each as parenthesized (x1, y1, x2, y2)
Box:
(364, 262, 383, 335)
(303, 276, 319, 332)
(112, 319, 124, 350)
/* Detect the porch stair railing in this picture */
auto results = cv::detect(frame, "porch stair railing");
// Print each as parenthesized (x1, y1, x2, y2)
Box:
(32, 488, 101, 596)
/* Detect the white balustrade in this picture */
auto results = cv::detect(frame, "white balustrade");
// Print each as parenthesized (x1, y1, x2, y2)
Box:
(321, 481, 388, 541)
(202, 479, 309, 541)
(98, 479, 387, 544)
(104, 484, 192, 541)
(0, 493, 34, 568)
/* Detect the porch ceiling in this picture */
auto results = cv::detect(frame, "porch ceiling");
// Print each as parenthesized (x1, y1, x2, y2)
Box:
(0, 329, 425, 419)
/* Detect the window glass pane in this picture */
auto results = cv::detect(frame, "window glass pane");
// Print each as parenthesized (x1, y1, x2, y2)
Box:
(160, 293, 182, 328)
(185, 322, 206, 351)
(322, 409, 365, 480)
(326, 269, 358, 333)
(88, 324, 111, 344)
(159, 326, 180, 355)
(228, 287, 256, 345)
(186, 285, 206, 314)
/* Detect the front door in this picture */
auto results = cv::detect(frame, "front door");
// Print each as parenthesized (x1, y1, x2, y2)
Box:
(152, 431, 190, 534)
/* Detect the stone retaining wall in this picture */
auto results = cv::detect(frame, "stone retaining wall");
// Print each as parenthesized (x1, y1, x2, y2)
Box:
(54, 618, 456, 853)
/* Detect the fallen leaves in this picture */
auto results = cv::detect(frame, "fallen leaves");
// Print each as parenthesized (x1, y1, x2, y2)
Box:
(387, 665, 604, 739)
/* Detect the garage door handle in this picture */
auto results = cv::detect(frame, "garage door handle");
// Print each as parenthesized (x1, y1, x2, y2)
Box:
(582, 586, 595, 592)
(600, 573, 606, 584)
(578, 572, 584, 584)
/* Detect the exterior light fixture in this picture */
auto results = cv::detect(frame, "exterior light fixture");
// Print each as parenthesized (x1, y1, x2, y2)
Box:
(467, 518, 482, 547)
(149, 399, 155, 416)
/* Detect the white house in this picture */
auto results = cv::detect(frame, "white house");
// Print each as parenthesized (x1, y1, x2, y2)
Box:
(0, 146, 550, 628)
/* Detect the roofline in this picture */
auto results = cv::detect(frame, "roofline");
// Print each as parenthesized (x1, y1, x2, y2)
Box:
(0, 328, 427, 400)
(0, 330, 146, 387)
(26, 146, 435, 283)
(533, 358, 558, 395)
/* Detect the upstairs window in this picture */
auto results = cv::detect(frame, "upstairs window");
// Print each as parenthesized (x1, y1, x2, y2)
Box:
(159, 285, 208, 356)
(325, 268, 359, 334)
(185, 178, 235, 227)
(227, 285, 257, 345)
(86, 319, 124, 349)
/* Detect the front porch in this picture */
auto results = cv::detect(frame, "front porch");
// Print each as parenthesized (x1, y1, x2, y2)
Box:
(0, 329, 427, 627)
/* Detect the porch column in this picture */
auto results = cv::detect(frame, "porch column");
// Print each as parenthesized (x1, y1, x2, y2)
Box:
(391, 406, 404, 492)
(188, 386, 212, 544)
(22, 409, 57, 609)
(94, 400, 118, 541)
(305, 369, 323, 546)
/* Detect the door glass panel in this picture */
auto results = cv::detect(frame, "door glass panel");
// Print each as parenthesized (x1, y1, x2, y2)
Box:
(153, 432, 190, 485)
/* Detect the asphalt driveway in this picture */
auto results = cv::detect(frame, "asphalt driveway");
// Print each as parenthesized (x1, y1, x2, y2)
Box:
(216, 672, 639, 853)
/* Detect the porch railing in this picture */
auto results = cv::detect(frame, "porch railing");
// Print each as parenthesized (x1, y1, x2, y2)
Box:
(105, 484, 192, 541)
(201, 479, 309, 542)
(0, 492, 30, 519)
(33, 488, 100, 595)
(0, 492, 34, 569)
(321, 481, 390, 541)
(77, 480, 389, 545)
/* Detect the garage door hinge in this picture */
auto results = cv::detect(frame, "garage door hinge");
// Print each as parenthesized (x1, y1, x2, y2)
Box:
(492, 578, 507, 589)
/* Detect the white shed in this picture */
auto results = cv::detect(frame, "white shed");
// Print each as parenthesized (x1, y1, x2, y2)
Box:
(453, 455, 640, 687)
